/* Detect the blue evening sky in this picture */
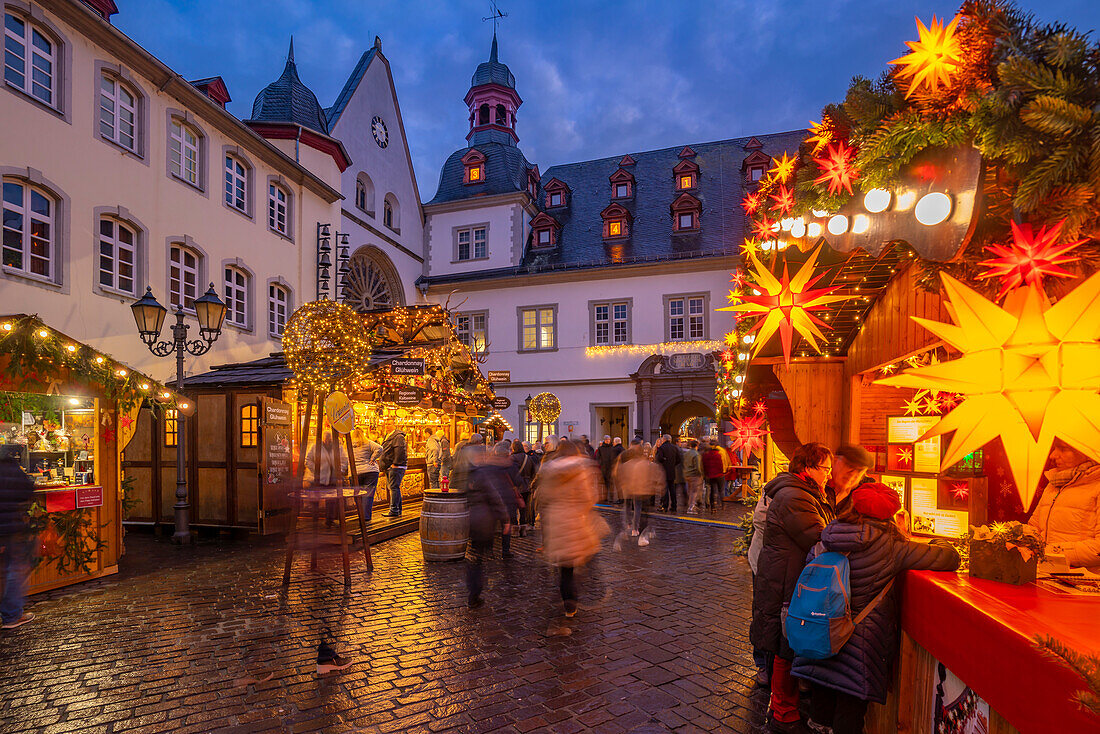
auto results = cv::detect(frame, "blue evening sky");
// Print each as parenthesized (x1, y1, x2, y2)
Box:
(115, 1, 1100, 198)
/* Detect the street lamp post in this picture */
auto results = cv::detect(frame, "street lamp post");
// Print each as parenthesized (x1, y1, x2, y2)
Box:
(131, 285, 227, 544)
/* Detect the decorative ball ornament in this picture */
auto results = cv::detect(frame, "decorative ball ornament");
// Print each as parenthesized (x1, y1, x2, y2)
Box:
(528, 392, 561, 423)
(283, 300, 372, 391)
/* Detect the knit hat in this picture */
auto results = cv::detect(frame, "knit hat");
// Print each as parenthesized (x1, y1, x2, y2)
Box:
(851, 482, 902, 520)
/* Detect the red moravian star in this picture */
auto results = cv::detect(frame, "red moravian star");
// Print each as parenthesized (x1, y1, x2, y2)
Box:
(813, 141, 858, 196)
(977, 220, 1085, 299)
(742, 192, 762, 215)
(770, 185, 795, 215)
(752, 217, 777, 240)
(752, 399, 768, 416)
(725, 413, 770, 455)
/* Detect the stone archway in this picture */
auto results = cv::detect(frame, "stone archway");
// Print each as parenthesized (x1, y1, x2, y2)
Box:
(632, 352, 718, 442)
(341, 245, 406, 312)
(657, 398, 715, 438)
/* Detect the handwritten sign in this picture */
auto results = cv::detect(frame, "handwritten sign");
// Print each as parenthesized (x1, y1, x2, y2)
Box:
(260, 397, 293, 486)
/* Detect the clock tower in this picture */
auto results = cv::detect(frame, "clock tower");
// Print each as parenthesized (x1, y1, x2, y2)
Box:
(465, 34, 522, 147)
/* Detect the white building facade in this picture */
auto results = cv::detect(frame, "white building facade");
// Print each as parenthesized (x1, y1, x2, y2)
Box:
(419, 37, 803, 442)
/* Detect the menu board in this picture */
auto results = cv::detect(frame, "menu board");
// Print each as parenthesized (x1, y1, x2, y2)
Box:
(913, 435, 941, 473)
(261, 398, 293, 486)
(910, 477, 967, 538)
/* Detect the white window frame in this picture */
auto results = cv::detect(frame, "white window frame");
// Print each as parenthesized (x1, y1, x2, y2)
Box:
(519, 305, 557, 352)
(665, 293, 708, 342)
(549, 191, 563, 207)
(456, 225, 487, 261)
(168, 243, 200, 312)
(169, 118, 201, 187)
(591, 300, 631, 346)
(614, 182, 630, 198)
(224, 154, 248, 214)
(2, 178, 55, 281)
(536, 228, 552, 246)
(98, 217, 136, 295)
(268, 282, 290, 337)
(267, 182, 288, 235)
(223, 265, 248, 328)
(455, 311, 488, 354)
(99, 74, 136, 152)
(678, 211, 697, 231)
(3, 12, 56, 107)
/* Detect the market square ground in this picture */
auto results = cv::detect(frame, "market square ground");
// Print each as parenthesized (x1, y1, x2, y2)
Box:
(0, 511, 776, 733)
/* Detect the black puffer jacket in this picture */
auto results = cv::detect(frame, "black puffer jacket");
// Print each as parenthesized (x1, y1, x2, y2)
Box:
(0, 455, 34, 537)
(467, 459, 511, 544)
(749, 472, 836, 660)
(792, 520, 960, 703)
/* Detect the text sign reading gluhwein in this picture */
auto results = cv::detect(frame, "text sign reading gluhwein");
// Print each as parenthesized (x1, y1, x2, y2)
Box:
(391, 358, 425, 376)
(487, 371, 510, 383)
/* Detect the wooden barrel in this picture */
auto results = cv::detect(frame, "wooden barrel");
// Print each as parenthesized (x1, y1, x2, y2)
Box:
(419, 491, 468, 561)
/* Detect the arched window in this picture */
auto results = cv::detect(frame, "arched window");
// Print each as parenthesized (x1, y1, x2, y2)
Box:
(355, 172, 375, 214)
(98, 217, 137, 295)
(342, 248, 402, 312)
(478, 104, 490, 125)
(224, 153, 249, 214)
(267, 182, 289, 236)
(169, 118, 202, 188)
(223, 265, 249, 327)
(3, 12, 58, 107)
(495, 104, 507, 126)
(2, 177, 57, 280)
(99, 74, 138, 152)
(268, 282, 290, 337)
(382, 194, 399, 231)
(168, 243, 201, 310)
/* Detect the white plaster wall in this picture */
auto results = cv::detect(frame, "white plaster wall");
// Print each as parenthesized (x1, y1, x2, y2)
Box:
(0, 5, 340, 383)
(329, 51, 425, 300)
(424, 202, 520, 277)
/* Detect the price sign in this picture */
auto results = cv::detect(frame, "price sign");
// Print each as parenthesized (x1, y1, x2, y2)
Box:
(492, 397, 511, 410)
(396, 388, 421, 406)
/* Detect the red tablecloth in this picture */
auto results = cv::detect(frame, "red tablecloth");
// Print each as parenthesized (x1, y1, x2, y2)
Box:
(902, 571, 1100, 734)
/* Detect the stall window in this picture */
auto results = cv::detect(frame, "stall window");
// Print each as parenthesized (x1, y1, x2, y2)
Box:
(240, 404, 258, 448)
(164, 409, 178, 447)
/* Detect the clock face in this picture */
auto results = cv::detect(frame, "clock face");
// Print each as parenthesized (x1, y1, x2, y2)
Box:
(371, 116, 388, 148)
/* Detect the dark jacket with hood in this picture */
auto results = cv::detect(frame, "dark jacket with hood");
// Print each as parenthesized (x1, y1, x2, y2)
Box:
(0, 452, 34, 537)
(379, 430, 407, 472)
(655, 441, 682, 481)
(749, 471, 836, 660)
(792, 520, 960, 703)
(466, 455, 510, 544)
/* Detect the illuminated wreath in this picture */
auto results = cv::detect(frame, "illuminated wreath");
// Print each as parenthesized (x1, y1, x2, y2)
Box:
(283, 300, 372, 390)
(528, 392, 561, 423)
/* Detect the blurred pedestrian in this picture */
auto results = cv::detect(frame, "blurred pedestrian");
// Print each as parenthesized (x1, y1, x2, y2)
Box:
(683, 439, 704, 513)
(702, 440, 730, 511)
(379, 426, 407, 518)
(351, 429, 382, 521)
(613, 439, 662, 547)
(655, 434, 682, 513)
(750, 442, 836, 733)
(642, 441, 653, 460)
(491, 441, 524, 558)
(747, 484, 774, 688)
(535, 440, 608, 616)
(826, 445, 875, 516)
(423, 427, 445, 489)
(450, 432, 483, 493)
(511, 440, 535, 534)
(541, 436, 559, 466)
(464, 440, 505, 608)
(1, 445, 35, 629)
(595, 435, 618, 501)
(795, 484, 960, 734)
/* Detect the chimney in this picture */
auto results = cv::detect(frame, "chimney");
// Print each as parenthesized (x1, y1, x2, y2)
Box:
(83, 0, 119, 22)
(190, 77, 232, 109)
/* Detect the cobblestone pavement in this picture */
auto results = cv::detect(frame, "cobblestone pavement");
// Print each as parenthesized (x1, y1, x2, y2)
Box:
(0, 511, 770, 734)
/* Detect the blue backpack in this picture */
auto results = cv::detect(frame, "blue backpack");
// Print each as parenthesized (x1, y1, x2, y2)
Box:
(782, 546, 894, 660)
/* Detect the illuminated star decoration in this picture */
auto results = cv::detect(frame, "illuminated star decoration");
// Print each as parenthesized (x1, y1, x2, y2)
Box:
(890, 15, 963, 98)
(897, 447, 913, 466)
(977, 220, 1085, 300)
(950, 482, 970, 502)
(922, 396, 941, 415)
(741, 238, 761, 258)
(721, 245, 854, 364)
(730, 269, 748, 289)
(807, 119, 833, 154)
(752, 217, 778, 240)
(726, 414, 770, 455)
(769, 152, 796, 183)
(742, 192, 762, 215)
(770, 185, 795, 215)
(880, 363, 897, 375)
(752, 399, 768, 416)
(877, 271, 1100, 508)
(903, 396, 925, 416)
(813, 141, 858, 196)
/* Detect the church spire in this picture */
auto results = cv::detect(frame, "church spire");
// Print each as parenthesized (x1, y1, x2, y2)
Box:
(287, 36, 295, 65)
(489, 33, 498, 63)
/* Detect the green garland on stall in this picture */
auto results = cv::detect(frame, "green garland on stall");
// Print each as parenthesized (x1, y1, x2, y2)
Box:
(1035, 635, 1100, 719)
(27, 501, 107, 576)
(0, 314, 177, 415)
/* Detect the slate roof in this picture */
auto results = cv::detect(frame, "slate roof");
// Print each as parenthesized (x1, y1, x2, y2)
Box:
(325, 47, 378, 130)
(426, 141, 537, 206)
(520, 130, 805, 269)
(471, 35, 515, 89)
(184, 355, 292, 387)
(248, 39, 329, 135)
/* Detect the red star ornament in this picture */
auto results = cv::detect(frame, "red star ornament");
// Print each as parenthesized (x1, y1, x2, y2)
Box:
(742, 192, 762, 215)
(752, 217, 778, 240)
(770, 185, 795, 215)
(813, 141, 858, 196)
(977, 220, 1085, 299)
(726, 413, 770, 455)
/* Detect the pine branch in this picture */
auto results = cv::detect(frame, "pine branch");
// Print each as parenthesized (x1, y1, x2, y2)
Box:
(1020, 95, 1092, 136)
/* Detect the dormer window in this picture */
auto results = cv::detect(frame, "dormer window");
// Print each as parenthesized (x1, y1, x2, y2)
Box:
(678, 174, 696, 190)
(601, 203, 631, 240)
(527, 166, 540, 199)
(530, 212, 559, 248)
(609, 168, 635, 200)
(461, 149, 486, 185)
(749, 165, 765, 181)
(549, 192, 563, 207)
(544, 177, 570, 209)
(671, 192, 702, 232)
(675, 150, 699, 190)
(742, 148, 771, 184)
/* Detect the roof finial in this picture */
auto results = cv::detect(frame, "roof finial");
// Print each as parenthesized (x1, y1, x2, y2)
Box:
(482, 1, 508, 59)
(490, 33, 498, 62)
(287, 37, 295, 65)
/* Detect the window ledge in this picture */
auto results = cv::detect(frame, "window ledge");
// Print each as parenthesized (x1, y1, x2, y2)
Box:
(672, 228, 700, 234)
(98, 135, 145, 163)
(2, 267, 61, 288)
(95, 285, 138, 301)
(451, 256, 490, 265)
(267, 226, 294, 244)
(4, 83, 66, 123)
(169, 173, 204, 194)
(223, 201, 253, 221)
(358, 207, 375, 218)
(517, 347, 559, 354)
(223, 320, 253, 335)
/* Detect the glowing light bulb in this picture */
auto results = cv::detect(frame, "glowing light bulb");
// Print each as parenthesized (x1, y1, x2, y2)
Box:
(915, 192, 952, 225)
(780, 218, 794, 232)
(66, 344, 76, 352)
(807, 222, 823, 237)
(896, 191, 917, 210)
(69, 398, 80, 405)
(790, 220, 806, 238)
(179, 402, 189, 410)
(812, 209, 829, 218)
(95, 356, 104, 364)
(738, 352, 748, 360)
(863, 188, 891, 213)
(1, 323, 11, 331)
(116, 369, 127, 377)
(827, 215, 849, 235)
(734, 375, 744, 383)
(852, 214, 871, 234)
(37, 329, 48, 338)
(742, 335, 755, 344)
(140, 383, 150, 390)
(752, 289, 761, 296)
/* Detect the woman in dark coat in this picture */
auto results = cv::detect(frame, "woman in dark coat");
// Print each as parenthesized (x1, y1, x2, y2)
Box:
(794, 483, 960, 734)
(511, 440, 534, 534)
(465, 444, 510, 608)
(749, 442, 836, 732)
(489, 441, 523, 558)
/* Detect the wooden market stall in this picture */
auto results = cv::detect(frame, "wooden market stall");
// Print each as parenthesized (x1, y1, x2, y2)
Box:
(122, 303, 493, 535)
(0, 315, 183, 595)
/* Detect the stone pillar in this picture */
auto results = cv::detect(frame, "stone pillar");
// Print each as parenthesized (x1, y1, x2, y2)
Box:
(639, 381, 652, 442)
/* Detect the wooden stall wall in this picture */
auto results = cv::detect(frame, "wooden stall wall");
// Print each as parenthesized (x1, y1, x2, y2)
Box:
(771, 360, 846, 450)
(846, 263, 950, 378)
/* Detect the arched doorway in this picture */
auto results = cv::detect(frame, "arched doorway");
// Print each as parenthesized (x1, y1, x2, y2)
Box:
(657, 398, 715, 439)
(341, 246, 405, 312)
(633, 353, 718, 442)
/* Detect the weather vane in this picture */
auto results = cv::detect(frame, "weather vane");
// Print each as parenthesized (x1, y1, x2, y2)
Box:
(482, 1, 508, 34)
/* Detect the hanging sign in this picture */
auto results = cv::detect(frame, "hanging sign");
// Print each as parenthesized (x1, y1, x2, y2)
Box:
(492, 397, 511, 410)
(391, 358, 425, 376)
(76, 486, 103, 508)
(487, 371, 511, 383)
(260, 397, 294, 487)
(324, 391, 356, 434)
(396, 388, 421, 406)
